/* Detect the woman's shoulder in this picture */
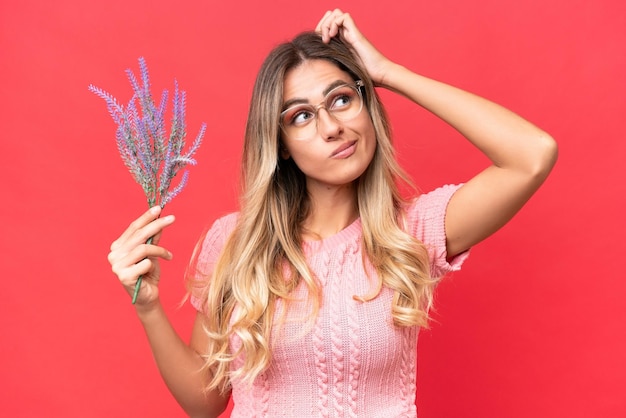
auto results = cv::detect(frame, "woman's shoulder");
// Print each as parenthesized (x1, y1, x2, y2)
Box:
(192, 212, 239, 259)
(407, 184, 464, 222)
(403, 184, 462, 249)
(211, 211, 239, 233)
(405, 184, 469, 276)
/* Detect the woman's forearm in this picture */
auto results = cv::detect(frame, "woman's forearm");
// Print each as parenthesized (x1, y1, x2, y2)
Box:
(136, 302, 228, 418)
(381, 63, 557, 178)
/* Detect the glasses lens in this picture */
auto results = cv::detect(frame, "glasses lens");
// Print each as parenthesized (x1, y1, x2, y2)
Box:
(325, 84, 362, 121)
(280, 84, 363, 140)
(280, 83, 363, 140)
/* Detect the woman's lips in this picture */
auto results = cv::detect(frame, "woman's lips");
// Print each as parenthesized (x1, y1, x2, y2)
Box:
(330, 140, 357, 158)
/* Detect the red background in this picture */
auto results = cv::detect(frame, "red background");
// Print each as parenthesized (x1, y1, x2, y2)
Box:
(1, 0, 624, 416)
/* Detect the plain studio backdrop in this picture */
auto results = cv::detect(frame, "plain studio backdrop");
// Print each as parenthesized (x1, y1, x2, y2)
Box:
(1, 0, 624, 416)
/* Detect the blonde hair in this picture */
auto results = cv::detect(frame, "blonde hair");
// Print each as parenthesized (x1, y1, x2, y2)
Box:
(189, 32, 435, 393)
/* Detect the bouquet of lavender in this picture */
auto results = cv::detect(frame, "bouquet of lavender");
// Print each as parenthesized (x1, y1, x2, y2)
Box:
(89, 57, 205, 303)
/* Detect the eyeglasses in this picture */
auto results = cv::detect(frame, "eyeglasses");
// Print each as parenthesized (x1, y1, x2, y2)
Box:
(280, 80, 364, 141)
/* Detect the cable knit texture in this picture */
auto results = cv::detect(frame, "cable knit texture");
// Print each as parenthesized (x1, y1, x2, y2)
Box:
(190, 184, 468, 417)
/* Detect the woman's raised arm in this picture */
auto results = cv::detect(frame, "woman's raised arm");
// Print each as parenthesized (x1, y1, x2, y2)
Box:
(318, 9, 558, 258)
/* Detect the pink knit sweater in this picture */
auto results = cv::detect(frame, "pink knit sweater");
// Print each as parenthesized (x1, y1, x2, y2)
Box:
(190, 184, 468, 417)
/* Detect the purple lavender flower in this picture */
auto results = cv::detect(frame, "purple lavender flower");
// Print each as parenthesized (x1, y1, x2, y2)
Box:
(89, 57, 204, 208)
(89, 57, 205, 303)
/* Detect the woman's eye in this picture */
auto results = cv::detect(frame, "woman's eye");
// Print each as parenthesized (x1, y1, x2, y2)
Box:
(291, 109, 314, 126)
(329, 93, 353, 110)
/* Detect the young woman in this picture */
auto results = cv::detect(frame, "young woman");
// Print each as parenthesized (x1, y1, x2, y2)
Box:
(108, 10, 557, 417)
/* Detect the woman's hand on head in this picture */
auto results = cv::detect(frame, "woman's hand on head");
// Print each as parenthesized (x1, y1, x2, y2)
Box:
(107, 206, 175, 309)
(316, 9, 395, 87)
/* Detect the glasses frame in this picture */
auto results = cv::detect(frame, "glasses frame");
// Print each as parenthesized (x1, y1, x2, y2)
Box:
(280, 80, 365, 141)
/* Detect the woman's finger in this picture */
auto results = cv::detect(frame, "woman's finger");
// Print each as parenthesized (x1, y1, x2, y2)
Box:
(315, 10, 333, 32)
(114, 258, 155, 287)
(111, 206, 162, 251)
(316, 9, 345, 42)
(111, 243, 172, 282)
(128, 215, 175, 247)
(113, 214, 175, 256)
(315, 9, 360, 45)
(109, 227, 173, 267)
(112, 242, 172, 270)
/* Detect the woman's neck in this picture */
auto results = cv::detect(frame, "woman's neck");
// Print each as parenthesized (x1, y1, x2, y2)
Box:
(302, 182, 359, 241)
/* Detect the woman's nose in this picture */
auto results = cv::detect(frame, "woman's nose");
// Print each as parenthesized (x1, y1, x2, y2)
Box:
(316, 108, 343, 140)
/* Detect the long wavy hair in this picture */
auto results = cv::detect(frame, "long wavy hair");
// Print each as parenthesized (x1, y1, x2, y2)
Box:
(191, 32, 435, 393)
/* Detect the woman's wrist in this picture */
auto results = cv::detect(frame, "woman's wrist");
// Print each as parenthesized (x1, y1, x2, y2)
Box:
(134, 298, 164, 323)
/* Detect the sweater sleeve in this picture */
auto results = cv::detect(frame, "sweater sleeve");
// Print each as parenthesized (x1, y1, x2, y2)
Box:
(186, 213, 238, 313)
(407, 184, 469, 278)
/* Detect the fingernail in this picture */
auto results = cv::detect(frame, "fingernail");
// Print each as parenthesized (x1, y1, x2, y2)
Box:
(150, 206, 160, 214)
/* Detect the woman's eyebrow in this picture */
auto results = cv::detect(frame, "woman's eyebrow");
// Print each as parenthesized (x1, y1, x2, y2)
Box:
(323, 79, 351, 96)
(281, 79, 352, 111)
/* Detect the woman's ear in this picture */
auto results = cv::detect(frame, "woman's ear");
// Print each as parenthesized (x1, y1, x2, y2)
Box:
(280, 143, 290, 160)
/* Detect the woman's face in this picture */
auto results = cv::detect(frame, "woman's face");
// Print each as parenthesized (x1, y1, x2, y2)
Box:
(280, 59, 376, 193)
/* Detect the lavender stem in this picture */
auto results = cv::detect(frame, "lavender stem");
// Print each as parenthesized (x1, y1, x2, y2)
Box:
(131, 235, 154, 304)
